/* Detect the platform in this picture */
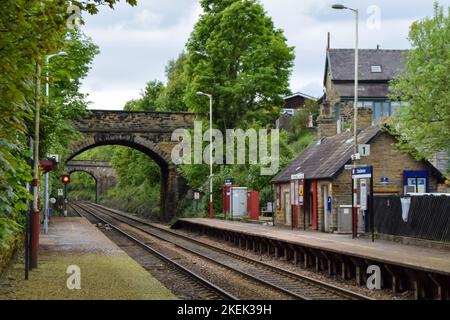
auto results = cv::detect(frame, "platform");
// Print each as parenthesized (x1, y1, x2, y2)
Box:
(175, 218, 450, 299)
(0, 217, 176, 300)
(178, 218, 450, 275)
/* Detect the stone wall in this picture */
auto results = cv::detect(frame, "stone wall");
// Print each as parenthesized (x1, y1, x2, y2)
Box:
(274, 132, 439, 232)
(329, 132, 438, 232)
(69, 110, 194, 221)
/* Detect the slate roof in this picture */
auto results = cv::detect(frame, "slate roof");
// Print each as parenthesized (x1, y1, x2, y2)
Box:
(334, 82, 391, 98)
(272, 125, 382, 183)
(328, 49, 408, 81)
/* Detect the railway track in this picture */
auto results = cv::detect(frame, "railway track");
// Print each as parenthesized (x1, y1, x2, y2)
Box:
(74, 201, 372, 300)
(70, 202, 237, 300)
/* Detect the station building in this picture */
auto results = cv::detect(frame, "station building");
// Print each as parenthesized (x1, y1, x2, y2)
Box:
(271, 46, 448, 232)
(271, 124, 446, 232)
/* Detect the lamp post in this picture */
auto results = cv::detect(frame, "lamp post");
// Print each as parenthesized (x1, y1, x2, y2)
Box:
(332, 4, 359, 238)
(43, 52, 67, 234)
(197, 91, 214, 219)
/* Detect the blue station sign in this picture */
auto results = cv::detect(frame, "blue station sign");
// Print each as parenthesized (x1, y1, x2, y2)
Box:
(352, 166, 372, 179)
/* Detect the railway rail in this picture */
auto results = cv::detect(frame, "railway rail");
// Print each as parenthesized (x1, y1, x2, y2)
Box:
(73, 201, 371, 300)
(70, 202, 237, 300)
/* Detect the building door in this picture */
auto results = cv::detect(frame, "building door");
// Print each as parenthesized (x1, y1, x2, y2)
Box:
(323, 185, 330, 232)
(284, 192, 292, 226)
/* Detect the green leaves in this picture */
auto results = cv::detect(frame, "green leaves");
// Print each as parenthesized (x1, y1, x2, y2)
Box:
(389, 3, 450, 161)
(185, 0, 294, 131)
(0, 0, 132, 242)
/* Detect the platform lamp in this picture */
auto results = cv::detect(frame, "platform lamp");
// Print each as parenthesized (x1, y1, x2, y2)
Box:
(43, 51, 68, 234)
(196, 91, 214, 219)
(332, 3, 360, 238)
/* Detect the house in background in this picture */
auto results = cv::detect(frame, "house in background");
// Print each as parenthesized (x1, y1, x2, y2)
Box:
(276, 92, 317, 130)
(319, 47, 409, 137)
(271, 44, 448, 233)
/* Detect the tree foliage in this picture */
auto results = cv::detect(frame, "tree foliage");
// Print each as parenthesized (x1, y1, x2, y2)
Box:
(184, 0, 295, 130)
(0, 0, 134, 244)
(389, 3, 450, 159)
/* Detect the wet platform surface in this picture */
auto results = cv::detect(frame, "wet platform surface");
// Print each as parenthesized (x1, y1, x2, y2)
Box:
(179, 218, 450, 276)
(1, 217, 175, 300)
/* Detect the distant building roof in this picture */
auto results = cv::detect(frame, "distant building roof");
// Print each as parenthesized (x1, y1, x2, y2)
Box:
(327, 49, 409, 82)
(284, 92, 318, 101)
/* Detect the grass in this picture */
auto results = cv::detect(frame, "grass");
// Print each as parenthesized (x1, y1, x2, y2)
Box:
(0, 252, 177, 300)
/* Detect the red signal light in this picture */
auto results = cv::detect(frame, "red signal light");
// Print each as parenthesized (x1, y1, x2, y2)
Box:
(62, 175, 70, 185)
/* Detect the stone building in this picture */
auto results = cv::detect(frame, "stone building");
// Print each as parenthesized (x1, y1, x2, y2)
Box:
(271, 45, 448, 233)
(319, 47, 409, 137)
(271, 124, 446, 233)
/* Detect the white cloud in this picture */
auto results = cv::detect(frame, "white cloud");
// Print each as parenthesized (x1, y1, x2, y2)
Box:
(79, 0, 441, 109)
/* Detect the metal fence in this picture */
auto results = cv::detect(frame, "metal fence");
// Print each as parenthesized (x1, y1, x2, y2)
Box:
(373, 195, 450, 242)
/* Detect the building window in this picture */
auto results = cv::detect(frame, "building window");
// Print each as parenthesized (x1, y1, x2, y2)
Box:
(371, 65, 382, 73)
(283, 108, 295, 116)
(403, 170, 429, 194)
(276, 185, 281, 209)
(357, 101, 374, 108)
(334, 103, 341, 120)
(372, 101, 391, 124)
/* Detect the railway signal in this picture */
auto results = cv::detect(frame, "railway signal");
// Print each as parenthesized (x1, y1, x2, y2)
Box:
(61, 175, 70, 185)
(61, 175, 70, 216)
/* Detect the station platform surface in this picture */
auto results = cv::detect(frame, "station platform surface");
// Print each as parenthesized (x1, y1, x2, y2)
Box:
(0, 217, 175, 300)
(179, 218, 450, 276)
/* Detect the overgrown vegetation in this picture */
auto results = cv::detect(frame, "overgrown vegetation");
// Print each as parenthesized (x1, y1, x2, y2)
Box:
(389, 2, 450, 162)
(0, 0, 136, 248)
(68, 0, 316, 219)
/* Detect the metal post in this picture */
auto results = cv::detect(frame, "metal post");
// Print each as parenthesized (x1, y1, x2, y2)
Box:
(352, 176, 356, 239)
(43, 52, 67, 228)
(370, 166, 375, 242)
(43, 172, 49, 234)
(271, 184, 275, 226)
(209, 94, 213, 219)
(31, 62, 41, 269)
(352, 8, 359, 241)
(353, 9, 359, 155)
(64, 183, 68, 217)
(25, 138, 33, 278)
(196, 91, 214, 219)
(43, 56, 50, 234)
(333, 5, 360, 240)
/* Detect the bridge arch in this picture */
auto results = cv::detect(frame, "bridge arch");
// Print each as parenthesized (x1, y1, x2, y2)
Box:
(67, 169, 98, 202)
(68, 110, 194, 220)
(67, 160, 117, 203)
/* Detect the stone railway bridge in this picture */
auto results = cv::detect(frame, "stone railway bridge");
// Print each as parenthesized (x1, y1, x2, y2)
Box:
(66, 160, 117, 203)
(68, 110, 195, 220)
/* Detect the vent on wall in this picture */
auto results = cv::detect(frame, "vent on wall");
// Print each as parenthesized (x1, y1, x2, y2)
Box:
(371, 65, 382, 73)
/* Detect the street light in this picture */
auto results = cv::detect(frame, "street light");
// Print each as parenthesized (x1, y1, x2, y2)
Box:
(332, 4, 359, 238)
(45, 52, 67, 96)
(43, 51, 68, 234)
(197, 91, 214, 219)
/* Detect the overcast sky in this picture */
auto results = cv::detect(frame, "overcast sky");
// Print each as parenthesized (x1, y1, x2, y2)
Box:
(79, 0, 447, 110)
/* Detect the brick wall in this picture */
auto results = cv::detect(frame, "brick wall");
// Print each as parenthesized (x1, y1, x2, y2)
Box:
(330, 132, 438, 231)
(275, 132, 439, 232)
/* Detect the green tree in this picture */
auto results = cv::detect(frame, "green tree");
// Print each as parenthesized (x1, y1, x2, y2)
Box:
(184, 0, 295, 130)
(40, 29, 100, 158)
(389, 3, 450, 159)
(0, 0, 136, 244)
(124, 80, 164, 111)
(156, 52, 189, 112)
